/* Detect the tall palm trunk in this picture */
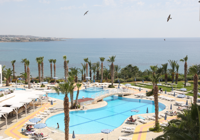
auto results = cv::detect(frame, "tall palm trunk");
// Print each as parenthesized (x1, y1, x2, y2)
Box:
(64, 95, 69, 140)
(86, 63, 88, 77)
(12, 64, 15, 79)
(90, 70, 92, 80)
(93, 74, 95, 81)
(193, 74, 198, 104)
(82, 75, 83, 81)
(84, 73, 86, 80)
(111, 63, 114, 86)
(97, 70, 99, 80)
(38, 63, 41, 82)
(64, 61, 67, 82)
(172, 73, 174, 83)
(24, 64, 27, 82)
(70, 92, 74, 109)
(50, 63, 52, 79)
(27, 67, 30, 89)
(152, 72, 155, 89)
(66, 62, 68, 79)
(101, 62, 103, 83)
(75, 88, 80, 107)
(176, 73, 178, 84)
(154, 85, 159, 127)
(41, 62, 44, 82)
(165, 74, 167, 84)
(54, 64, 56, 77)
(184, 62, 187, 87)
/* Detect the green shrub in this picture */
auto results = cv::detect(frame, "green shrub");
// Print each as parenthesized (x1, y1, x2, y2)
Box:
(108, 85, 115, 88)
(114, 78, 125, 83)
(49, 79, 55, 83)
(127, 78, 134, 82)
(56, 80, 60, 83)
(41, 84, 45, 87)
(146, 89, 154, 96)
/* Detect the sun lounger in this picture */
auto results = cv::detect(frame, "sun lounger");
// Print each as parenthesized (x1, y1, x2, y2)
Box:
(146, 116, 155, 120)
(118, 137, 132, 140)
(138, 119, 147, 124)
(121, 127, 135, 133)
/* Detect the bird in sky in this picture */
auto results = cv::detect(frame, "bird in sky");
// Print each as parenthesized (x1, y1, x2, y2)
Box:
(167, 14, 172, 22)
(84, 11, 89, 16)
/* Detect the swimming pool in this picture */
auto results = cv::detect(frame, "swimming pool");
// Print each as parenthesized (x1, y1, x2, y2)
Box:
(46, 89, 166, 134)
(47, 87, 107, 101)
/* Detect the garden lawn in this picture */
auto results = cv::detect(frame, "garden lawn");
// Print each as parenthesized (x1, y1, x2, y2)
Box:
(123, 81, 200, 94)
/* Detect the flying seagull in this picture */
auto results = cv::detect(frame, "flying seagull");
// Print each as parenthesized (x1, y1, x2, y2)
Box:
(84, 11, 89, 16)
(167, 14, 172, 22)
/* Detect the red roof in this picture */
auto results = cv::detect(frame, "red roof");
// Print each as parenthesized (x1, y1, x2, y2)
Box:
(78, 98, 94, 103)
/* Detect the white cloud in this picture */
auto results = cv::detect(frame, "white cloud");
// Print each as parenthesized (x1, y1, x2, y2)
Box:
(137, 1, 144, 6)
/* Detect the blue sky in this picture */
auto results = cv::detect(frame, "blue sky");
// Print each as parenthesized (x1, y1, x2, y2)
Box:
(0, 0, 199, 38)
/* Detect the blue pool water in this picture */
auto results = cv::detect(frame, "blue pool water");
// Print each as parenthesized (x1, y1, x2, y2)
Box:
(47, 87, 107, 101)
(46, 88, 165, 134)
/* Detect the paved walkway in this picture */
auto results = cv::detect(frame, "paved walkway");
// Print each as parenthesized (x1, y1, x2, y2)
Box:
(4, 103, 54, 140)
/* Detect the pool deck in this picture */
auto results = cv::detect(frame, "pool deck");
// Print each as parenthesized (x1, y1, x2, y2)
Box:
(0, 85, 189, 140)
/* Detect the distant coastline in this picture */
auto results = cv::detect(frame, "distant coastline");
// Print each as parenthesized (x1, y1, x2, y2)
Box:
(0, 35, 67, 43)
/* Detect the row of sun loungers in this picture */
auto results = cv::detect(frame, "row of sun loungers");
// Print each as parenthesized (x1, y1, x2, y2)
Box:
(121, 126, 135, 133)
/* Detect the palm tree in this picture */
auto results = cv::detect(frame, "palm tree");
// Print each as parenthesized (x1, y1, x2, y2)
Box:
(21, 58, 27, 82)
(100, 57, 105, 83)
(36, 57, 41, 82)
(84, 58, 88, 77)
(63, 55, 68, 82)
(69, 67, 79, 82)
(25, 60, 30, 89)
(155, 104, 200, 140)
(107, 56, 116, 86)
(168, 60, 177, 83)
(189, 65, 199, 104)
(162, 63, 168, 84)
(79, 69, 84, 81)
(150, 65, 158, 88)
(103, 67, 109, 80)
(48, 59, 53, 79)
(180, 55, 188, 87)
(11, 60, 16, 79)
(81, 63, 86, 80)
(40, 57, 44, 82)
(5, 68, 12, 86)
(92, 63, 97, 81)
(114, 65, 121, 78)
(151, 73, 161, 131)
(68, 76, 76, 108)
(74, 83, 82, 108)
(53, 59, 56, 78)
(96, 62, 100, 80)
(53, 81, 71, 140)
(88, 61, 92, 80)
(175, 63, 179, 84)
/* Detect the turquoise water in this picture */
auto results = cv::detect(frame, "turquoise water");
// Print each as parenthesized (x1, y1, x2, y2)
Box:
(47, 87, 107, 101)
(46, 89, 165, 134)
(0, 38, 200, 78)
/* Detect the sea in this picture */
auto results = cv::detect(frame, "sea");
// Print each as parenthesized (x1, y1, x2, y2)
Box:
(0, 38, 200, 79)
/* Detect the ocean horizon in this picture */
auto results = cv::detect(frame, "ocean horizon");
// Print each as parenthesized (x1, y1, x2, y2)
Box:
(0, 38, 200, 79)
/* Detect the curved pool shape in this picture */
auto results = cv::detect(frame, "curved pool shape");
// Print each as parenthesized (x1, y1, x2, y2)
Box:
(46, 96, 165, 134)
(47, 87, 107, 101)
